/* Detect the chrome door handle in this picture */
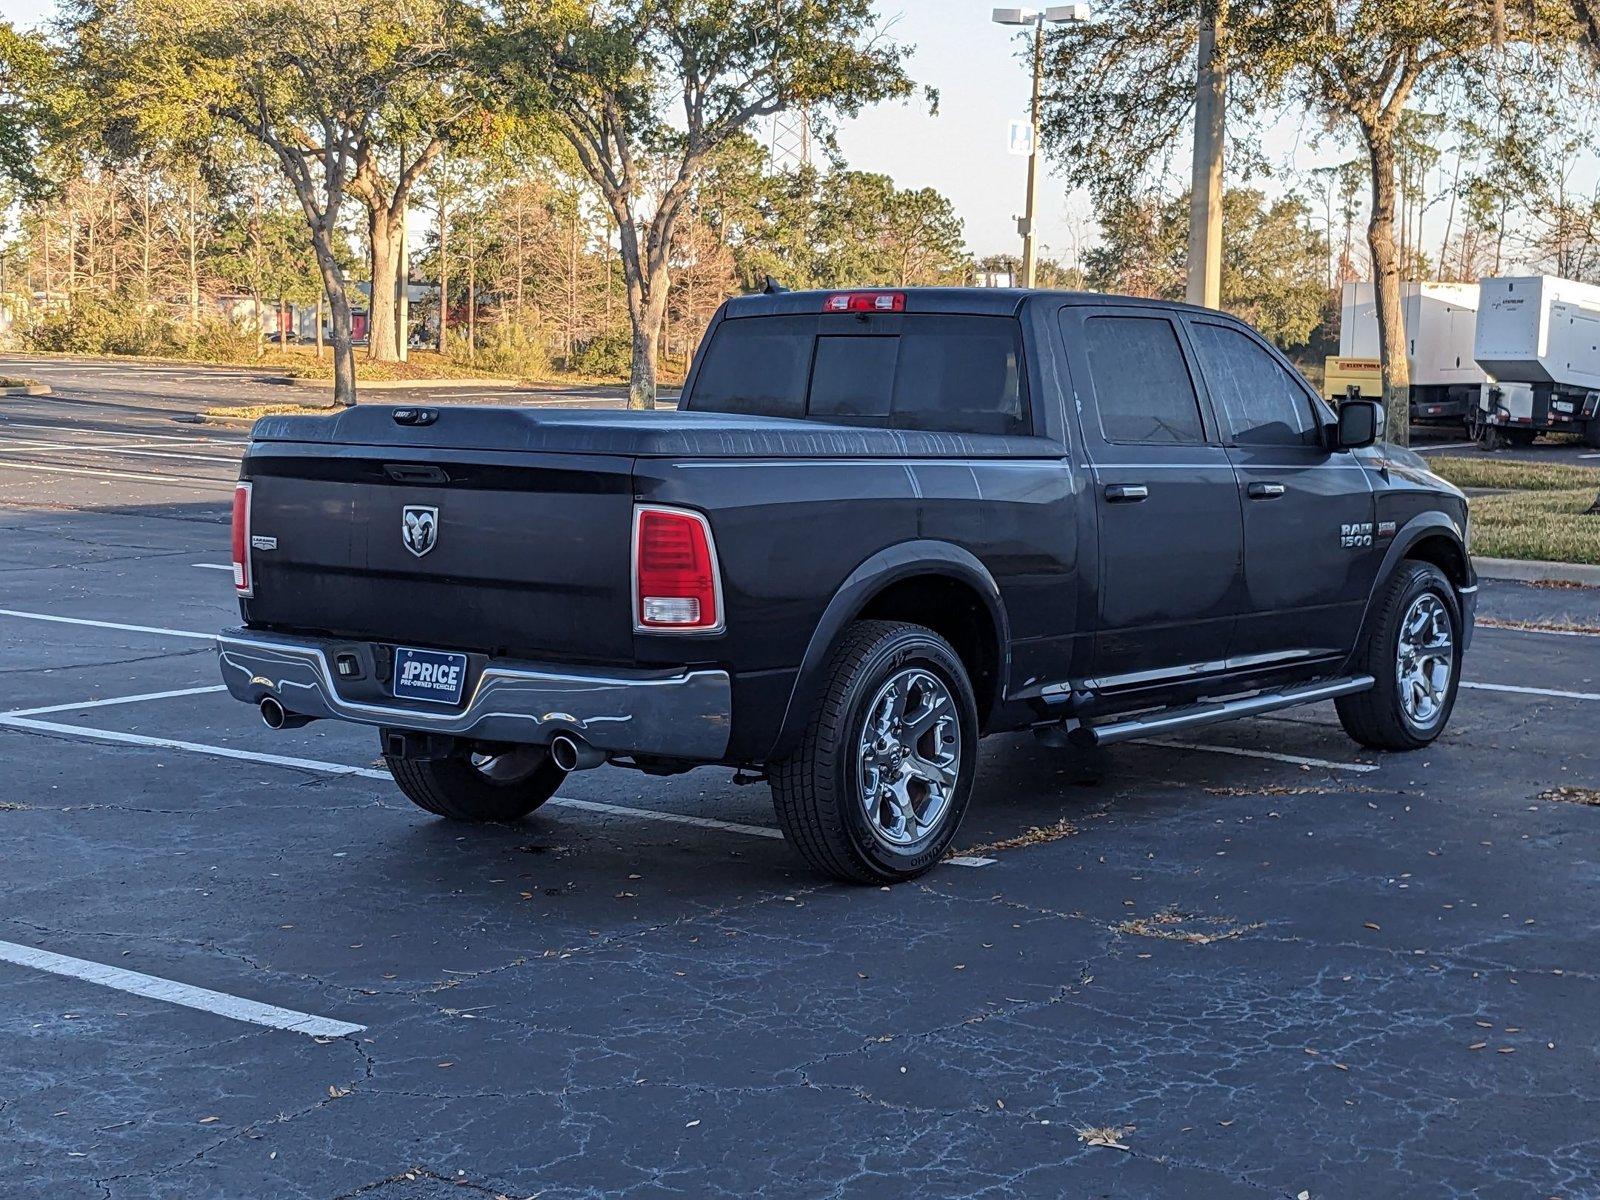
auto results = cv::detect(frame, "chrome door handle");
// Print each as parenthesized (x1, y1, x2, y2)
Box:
(1104, 484, 1148, 503)
(1248, 482, 1286, 500)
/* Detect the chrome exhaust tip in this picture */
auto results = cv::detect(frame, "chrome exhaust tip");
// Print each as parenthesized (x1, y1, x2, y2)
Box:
(259, 696, 312, 730)
(549, 733, 605, 772)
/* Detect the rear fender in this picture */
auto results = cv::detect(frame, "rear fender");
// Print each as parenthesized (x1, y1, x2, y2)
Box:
(765, 541, 1010, 761)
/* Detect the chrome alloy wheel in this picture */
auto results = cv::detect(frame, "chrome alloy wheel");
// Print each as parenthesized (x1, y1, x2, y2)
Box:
(857, 667, 961, 849)
(1396, 593, 1454, 728)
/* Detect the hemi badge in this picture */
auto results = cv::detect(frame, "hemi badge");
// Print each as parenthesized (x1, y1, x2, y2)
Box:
(251, 535, 278, 551)
(1377, 521, 1397, 538)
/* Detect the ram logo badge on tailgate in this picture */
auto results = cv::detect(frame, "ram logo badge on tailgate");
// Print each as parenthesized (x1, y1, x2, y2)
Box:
(402, 505, 439, 558)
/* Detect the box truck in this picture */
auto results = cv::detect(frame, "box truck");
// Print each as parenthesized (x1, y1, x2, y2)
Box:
(1471, 275, 1600, 448)
(1339, 281, 1485, 425)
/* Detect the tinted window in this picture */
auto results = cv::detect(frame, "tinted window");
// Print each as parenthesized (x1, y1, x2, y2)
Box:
(686, 313, 1028, 436)
(1190, 322, 1319, 447)
(1082, 316, 1205, 444)
(689, 316, 812, 418)
(893, 316, 1026, 435)
(810, 336, 895, 420)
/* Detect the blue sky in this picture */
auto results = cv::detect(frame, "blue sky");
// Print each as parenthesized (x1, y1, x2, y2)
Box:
(8, 0, 1356, 261)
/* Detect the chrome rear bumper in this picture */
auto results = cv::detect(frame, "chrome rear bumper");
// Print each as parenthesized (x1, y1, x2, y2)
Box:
(216, 628, 732, 761)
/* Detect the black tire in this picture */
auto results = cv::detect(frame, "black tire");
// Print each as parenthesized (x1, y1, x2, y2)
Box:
(1583, 420, 1600, 450)
(770, 620, 979, 884)
(1336, 561, 1462, 752)
(1508, 428, 1538, 447)
(383, 737, 565, 822)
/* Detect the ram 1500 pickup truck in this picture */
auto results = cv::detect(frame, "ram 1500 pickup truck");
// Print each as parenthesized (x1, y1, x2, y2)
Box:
(219, 288, 1474, 883)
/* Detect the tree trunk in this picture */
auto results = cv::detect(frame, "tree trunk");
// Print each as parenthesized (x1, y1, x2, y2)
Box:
(316, 293, 325, 359)
(185, 176, 200, 327)
(1364, 125, 1410, 446)
(437, 201, 449, 355)
(367, 208, 401, 363)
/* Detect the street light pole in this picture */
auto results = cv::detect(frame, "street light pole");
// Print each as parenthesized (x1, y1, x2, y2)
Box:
(1021, 17, 1044, 289)
(994, 6, 1090, 289)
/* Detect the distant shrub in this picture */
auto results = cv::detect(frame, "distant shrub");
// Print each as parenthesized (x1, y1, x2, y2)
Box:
(26, 299, 255, 362)
(451, 323, 551, 378)
(182, 318, 257, 363)
(567, 328, 632, 378)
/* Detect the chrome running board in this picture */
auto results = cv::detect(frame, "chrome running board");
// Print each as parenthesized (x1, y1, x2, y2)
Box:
(1071, 675, 1375, 748)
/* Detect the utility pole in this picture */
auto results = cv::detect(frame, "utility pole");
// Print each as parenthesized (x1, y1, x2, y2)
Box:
(1185, 1, 1225, 309)
(993, 6, 1091, 288)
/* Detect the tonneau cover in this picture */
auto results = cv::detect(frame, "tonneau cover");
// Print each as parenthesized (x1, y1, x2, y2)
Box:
(250, 406, 1059, 459)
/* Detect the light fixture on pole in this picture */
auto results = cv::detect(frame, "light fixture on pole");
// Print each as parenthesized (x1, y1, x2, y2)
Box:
(992, 4, 1090, 289)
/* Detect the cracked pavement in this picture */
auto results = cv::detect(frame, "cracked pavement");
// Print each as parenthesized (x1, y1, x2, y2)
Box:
(1, 370, 1598, 1199)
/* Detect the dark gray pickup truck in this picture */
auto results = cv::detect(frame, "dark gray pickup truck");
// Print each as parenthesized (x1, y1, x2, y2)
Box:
(219, 288, 1474, 883)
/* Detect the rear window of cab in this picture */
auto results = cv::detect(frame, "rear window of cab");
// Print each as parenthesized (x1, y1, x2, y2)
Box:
(684, 313, 1030, 437)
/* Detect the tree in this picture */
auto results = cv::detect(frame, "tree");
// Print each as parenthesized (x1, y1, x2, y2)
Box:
(504, 0, 920, 408)
(62, 0, 492, 406)
(0, 22, 56, 198)
(1085, 187, 1330, 349)
(343, 0, 496, 363)
(1040, 0, 1591, 444)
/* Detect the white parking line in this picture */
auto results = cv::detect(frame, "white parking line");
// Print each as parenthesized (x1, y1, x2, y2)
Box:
(0, 940, 364, 1038)
(0, 685, 228, 719)
(0, 459, 232, 488)
(1463, 680, 1600, 702)
(0, 713, 998, 864)
(0, 609, 217, 641)
(192, 563, 234, 572)
(1416, 442, 1477, 452)
(1132, 737, 1381, 773)
(0, 716, 386, 776)
(0, 419, 248, 445)
(0, 440, 241, 464)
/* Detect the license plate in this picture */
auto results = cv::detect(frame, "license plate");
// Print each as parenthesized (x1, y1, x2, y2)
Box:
(392, 647, 469, 705)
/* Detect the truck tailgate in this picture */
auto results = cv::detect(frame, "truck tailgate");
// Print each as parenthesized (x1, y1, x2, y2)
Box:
(241, 445, 636, 665)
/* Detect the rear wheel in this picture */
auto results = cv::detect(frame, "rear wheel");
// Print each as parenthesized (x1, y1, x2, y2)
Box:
(1583, 420, 1600, 449)
(1507, 428, 1538, 447)
(1336, 561, 1462, 752)
(770, 620, 978, 884)
(383, 736, 565, 822)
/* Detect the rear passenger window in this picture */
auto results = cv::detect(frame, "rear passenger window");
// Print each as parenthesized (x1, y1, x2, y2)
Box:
(893, 317, 1026, 435)
(685, 313, 1029, 436)
(689, 316, 812, 419)
(1081, 316, 1205, 444)
(809, 336, 895, 420)
(1189, 322, 1319, 447)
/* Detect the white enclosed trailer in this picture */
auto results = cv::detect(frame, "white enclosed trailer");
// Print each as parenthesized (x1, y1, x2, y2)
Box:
(1339, 281, 1485, 425)
(1471, 275, 1600, 449)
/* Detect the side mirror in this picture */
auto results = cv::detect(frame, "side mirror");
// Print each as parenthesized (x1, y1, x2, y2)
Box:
(1335, 398, 1380, 450)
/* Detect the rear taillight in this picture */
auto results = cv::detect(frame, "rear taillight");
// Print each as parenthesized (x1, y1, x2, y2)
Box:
(633, 505, 722, 633)
(231, 482, 253, 597)
(823, 291, 905, 313)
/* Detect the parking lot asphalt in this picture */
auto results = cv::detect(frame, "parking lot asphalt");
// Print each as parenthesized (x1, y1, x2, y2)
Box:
(0, 354, 670, 417)
(3, 369, 1600, 1199)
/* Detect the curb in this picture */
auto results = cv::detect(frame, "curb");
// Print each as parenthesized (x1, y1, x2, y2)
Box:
(0, 384, 52, 396)
(273, 376, 522, 390)
(1473, 556, 1600, 587)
